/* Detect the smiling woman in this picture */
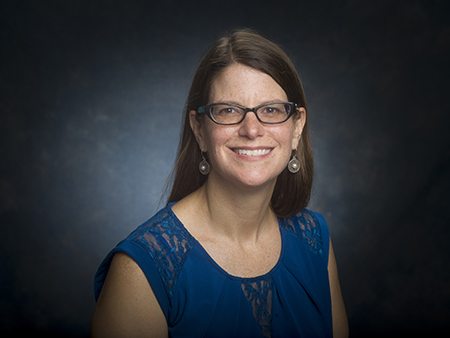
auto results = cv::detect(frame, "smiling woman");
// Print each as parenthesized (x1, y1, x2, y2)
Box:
(91, 29, 348, 338)
(169, 29, 314, 217)
(189, 63, 304, 192)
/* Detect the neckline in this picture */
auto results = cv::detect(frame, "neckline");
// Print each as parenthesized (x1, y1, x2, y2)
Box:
(167, 202, 285, 281)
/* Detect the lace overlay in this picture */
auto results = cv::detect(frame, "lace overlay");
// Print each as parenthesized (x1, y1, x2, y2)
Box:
(130, 209, 195, 299)
(281, 210, 325, 257)
(238, 210, 324, 338)
(127, 207, 324, 336)
(241, 276, 273, 338)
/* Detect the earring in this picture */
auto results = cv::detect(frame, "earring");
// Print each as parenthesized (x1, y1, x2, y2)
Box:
(199, 151, 210, 175)
(288, 151, 300, 173)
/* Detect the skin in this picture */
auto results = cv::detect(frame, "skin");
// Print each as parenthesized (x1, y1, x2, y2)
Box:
(177, 63, 305, 277)
(91, 253, 169, 338)
(91, 63, 348, 338)
(195, 64, 304, 192)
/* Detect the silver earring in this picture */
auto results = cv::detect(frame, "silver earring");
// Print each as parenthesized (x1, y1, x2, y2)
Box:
(288, 151, 300, 173)
(199, 151, 210, 175)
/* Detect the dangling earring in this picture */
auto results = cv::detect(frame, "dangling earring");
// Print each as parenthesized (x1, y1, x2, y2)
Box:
(288, 150, 300, 173)
(199, 151, 210, 175)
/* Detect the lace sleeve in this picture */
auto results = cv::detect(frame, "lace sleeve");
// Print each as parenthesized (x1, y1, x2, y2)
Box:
(128, 208, 195, 299)
(280, 209, 328, 259)
(94, 205, 196, 319)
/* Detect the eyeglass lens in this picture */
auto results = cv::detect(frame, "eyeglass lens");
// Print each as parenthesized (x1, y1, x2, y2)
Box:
(210, 102, 292, 124)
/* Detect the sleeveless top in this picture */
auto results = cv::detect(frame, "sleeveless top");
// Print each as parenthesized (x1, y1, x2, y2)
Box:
(94, 203, 333, 338)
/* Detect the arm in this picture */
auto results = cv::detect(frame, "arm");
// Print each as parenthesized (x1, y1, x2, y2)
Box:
(328, 240, 349, 338)
(91, 252, 169, 338)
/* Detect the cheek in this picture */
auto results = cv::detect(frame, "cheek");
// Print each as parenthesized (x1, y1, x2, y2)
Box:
(276, 125, 295, 148)
(203, 126, 231, 153)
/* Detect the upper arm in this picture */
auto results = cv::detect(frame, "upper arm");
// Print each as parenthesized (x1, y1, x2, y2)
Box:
(91, 252, 168, 338)
(328, 240, 349, 338)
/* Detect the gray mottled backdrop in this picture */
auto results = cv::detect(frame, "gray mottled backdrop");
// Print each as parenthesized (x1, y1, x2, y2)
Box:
(1, 0, 449, 337)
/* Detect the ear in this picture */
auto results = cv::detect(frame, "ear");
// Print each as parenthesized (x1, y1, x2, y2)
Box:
(292, 107, 306, 150)
(189, 110, 207, 151)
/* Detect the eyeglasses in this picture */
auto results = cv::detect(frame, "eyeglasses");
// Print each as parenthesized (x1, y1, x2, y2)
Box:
(197, 101, 298, 125)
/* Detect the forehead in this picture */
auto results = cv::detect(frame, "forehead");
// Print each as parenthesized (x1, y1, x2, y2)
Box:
(209, 63, 287, 104)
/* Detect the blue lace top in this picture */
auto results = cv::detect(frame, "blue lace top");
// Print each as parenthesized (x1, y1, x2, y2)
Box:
(94, 203, 333, 338)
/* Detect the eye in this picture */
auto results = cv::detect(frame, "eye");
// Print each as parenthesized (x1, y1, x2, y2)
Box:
(214, 105, 241, 116)
(261, 106, 281, 114)
(221, 107, 238, 114)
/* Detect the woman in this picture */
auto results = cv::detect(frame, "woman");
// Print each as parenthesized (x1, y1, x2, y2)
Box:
(91, 29, 348, 338)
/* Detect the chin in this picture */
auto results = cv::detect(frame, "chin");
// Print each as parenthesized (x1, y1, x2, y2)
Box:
(210, 164, 282, 190)
(231, 171, 278, 190)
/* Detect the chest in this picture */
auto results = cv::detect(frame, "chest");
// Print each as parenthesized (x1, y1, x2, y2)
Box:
(196, 229, 282, 278)
(167, 230, 333, 338)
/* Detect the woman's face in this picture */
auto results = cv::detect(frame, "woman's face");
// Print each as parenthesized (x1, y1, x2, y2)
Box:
(190, 63, 306, 190)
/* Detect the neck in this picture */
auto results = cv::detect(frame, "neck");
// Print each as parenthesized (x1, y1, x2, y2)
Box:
(197, 173, 278, 243)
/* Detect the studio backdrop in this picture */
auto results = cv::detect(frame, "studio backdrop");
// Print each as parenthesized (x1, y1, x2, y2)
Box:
(1, 0, 449, 337)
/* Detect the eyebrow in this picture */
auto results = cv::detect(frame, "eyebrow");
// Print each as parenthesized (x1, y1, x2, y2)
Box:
(209, 99, 288, 106)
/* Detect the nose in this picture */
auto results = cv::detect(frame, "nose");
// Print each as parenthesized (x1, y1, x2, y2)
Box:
(238, 110, 264, 139)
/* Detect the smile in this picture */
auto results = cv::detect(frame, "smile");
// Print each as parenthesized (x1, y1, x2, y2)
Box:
(232, 149, 271, 156)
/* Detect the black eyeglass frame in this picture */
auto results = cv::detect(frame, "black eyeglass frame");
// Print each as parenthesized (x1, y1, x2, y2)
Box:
(197, 101, 298, 125)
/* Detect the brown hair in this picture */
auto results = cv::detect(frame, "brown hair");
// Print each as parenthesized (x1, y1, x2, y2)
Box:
(166, 29, 313, 217)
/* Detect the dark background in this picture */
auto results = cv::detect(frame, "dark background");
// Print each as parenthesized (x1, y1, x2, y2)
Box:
(1, 0, 449, 337)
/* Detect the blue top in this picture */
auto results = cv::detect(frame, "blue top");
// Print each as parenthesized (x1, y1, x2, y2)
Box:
(94, 203, 333, 338)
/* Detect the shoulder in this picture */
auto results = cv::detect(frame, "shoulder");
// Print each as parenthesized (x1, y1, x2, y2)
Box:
(129, 203, 195, 253)
(95, 204, 196, 305)
(91, 252, 168, 337)
(129, 204, 182, 240)
(280, 209, 330, 260)
(130, 204, 196, 296)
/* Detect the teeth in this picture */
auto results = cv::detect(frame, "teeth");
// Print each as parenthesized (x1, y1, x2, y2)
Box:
(234, 149, 271, 156)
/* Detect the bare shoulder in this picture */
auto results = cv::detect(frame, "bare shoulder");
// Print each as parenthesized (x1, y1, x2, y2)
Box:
(91, 252, 168, 338)
(328, 240, 349, 338)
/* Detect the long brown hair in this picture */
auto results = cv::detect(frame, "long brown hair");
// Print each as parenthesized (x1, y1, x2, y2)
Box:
(166, 29, 313, 217)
